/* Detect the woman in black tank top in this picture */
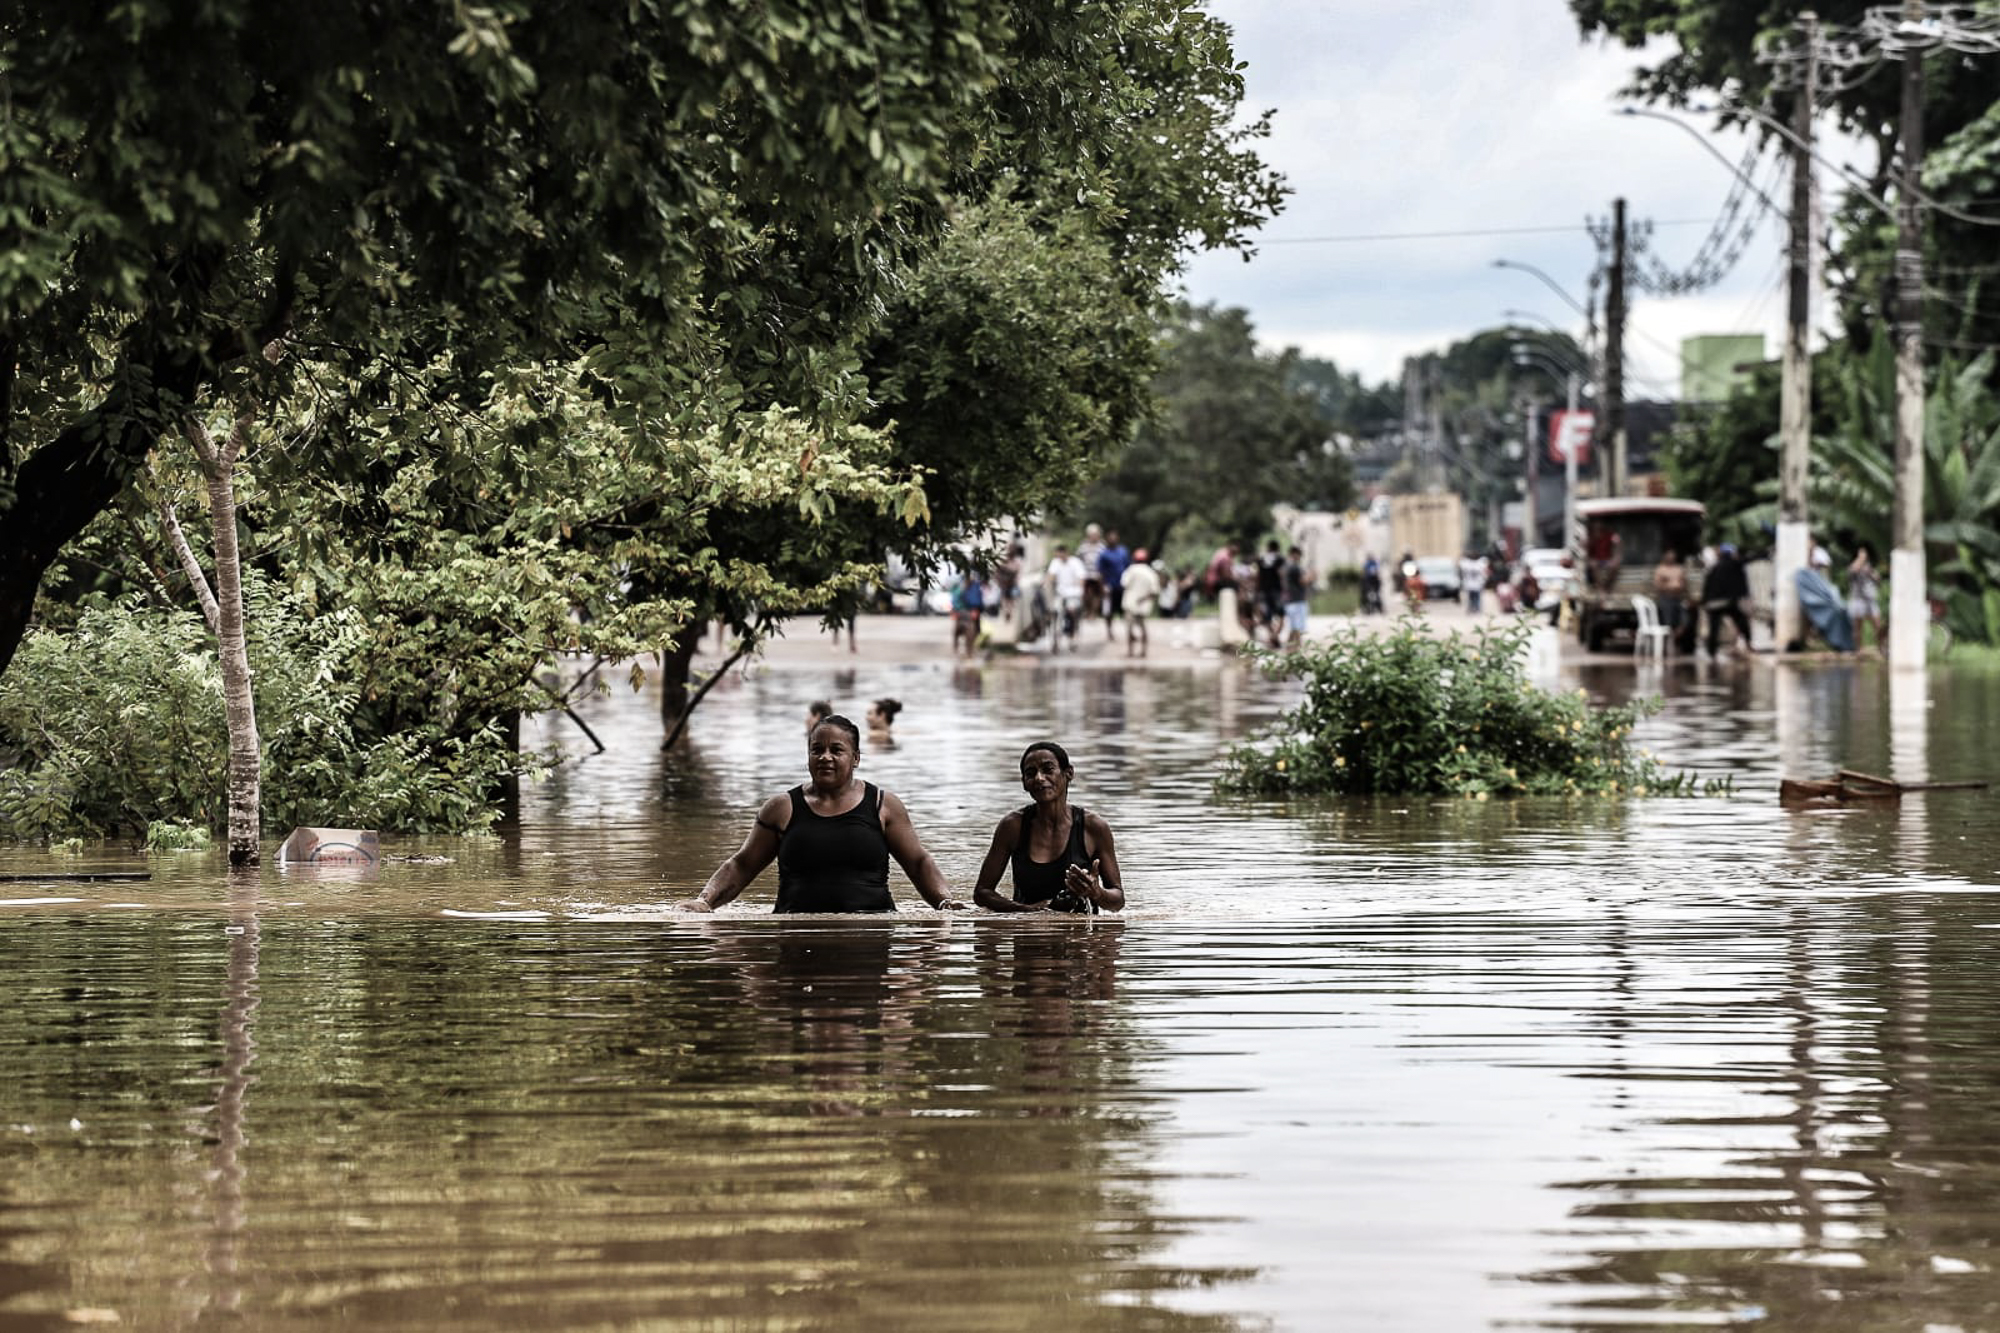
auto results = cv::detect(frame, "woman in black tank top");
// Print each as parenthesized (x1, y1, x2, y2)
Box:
(679, 715, 962, 914)
(970, 740, 1125, 914)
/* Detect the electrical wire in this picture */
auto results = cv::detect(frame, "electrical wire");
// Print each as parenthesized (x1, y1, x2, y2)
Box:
(1631, 139, 1781, 295)
(1254, 219, 1717, 246)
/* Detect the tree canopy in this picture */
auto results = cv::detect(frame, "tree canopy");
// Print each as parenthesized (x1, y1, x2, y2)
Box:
(1071, 303, 1350, 560)
(0, 0, 1289, 834)
(0, 0, 1284, 674)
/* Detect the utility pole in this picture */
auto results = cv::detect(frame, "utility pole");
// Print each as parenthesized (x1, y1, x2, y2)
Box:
(1426, 358, 1447, 492)
(1401, 357, 1420, 480)
(1604, 198, 1628, 497)
(1522, 397, 1540, 549)
(1888, 0, 1929, 670)
(1775, 13, 1819, 653)
(1564, 371, 1582, 548)
(1752, 4, 2000, 666)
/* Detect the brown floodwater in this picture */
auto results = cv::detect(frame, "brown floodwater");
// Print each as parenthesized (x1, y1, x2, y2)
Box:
(2, 653, 1997, 1330)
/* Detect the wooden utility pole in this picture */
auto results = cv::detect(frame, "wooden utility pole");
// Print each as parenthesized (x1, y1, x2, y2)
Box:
(1888, 0, 1928, 670)
(1604, 198, 1628, 496)
(1776, 12, 1819, 652)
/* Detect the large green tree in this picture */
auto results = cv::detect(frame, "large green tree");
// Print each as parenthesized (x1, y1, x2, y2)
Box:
(1074, 303, 1342, 557)
(1, 1, 1287, 830)
(0, 0, 1282, 677)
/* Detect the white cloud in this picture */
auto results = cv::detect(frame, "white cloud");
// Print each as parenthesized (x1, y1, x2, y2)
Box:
(1183, 0, 1872, 394)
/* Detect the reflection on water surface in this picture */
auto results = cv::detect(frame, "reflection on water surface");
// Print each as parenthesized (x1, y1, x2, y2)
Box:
(1, 657, 1997, 1329)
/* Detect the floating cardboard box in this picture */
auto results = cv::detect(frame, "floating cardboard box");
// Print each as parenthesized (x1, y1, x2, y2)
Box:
(277, 827, 381, 866)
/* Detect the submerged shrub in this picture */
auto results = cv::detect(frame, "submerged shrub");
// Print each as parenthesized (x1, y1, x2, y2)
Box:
(1216, 615, 1725, 798)
(0, 585, 531, 842)
(146, 820, 213, 852)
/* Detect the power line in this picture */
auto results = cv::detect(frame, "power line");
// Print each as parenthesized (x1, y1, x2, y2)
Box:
(1255, 219, 1717, 246)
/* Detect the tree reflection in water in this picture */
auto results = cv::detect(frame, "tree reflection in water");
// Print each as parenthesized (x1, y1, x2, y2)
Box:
(208, 872, 260, 1317)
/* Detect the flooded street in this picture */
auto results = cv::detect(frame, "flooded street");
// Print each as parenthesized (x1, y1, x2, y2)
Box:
(3, 653, 1998, 1330)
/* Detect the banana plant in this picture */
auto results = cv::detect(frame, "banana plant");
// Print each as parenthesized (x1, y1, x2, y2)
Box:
(1808, 338, 2000, 644)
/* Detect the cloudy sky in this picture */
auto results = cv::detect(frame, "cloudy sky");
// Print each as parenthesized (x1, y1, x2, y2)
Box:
(1180, 0, 1867, 399)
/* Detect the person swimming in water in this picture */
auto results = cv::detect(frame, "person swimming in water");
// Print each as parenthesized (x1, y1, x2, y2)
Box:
(679, 714, 961, 913)
(866, 696, 902, 745)
(969, 741, 1124, 914)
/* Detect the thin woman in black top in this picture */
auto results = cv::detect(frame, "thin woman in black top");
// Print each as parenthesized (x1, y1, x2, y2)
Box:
(679, 716, 961, 913)
(970, 741, 1125, 913)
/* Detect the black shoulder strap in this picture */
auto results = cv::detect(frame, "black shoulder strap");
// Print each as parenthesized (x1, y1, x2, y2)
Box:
(1009, 804, 1035, 854)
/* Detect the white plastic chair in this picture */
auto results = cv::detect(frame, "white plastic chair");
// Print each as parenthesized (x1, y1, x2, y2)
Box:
(1630, 594, 1670, 658)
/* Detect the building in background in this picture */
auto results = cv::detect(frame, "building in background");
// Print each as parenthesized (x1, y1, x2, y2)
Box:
(1680, 334, 1766, 404)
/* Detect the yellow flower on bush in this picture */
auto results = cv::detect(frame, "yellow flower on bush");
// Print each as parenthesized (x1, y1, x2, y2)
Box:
(1275, 758, 1287, 772)
(1334, 756, 1346, 768)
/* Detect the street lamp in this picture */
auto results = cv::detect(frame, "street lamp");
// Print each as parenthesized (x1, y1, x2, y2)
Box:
(1615, 97, 1815, 653)
(1509, 335, 1589, 387)
(1495, 258, 1608, 493)
(1503, 307, 1583, 342)
(1492, 258, 1595, 324)
(1613, 107, 1787, 217)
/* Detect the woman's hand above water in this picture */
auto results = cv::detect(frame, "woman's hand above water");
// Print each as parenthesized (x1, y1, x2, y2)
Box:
(1075, 819, 1124, 912)
(679, 794, 787, 913)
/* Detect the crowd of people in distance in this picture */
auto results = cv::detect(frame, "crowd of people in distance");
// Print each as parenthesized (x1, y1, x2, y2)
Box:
(1344, 533, 1884, 659)
(854, 514, 1890, 664)
(854, 521, 1338, 660)
(1038, 523, 1184, 656)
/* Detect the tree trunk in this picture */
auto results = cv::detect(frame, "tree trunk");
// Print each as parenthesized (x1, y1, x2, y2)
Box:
(659, 633, 699, 735)
(494, 709, 522, 828)
(0, 392, 178, 673)
(0, 265, 238, 676)
(158, 500, 222, 633)
(189, 415, 261, 866)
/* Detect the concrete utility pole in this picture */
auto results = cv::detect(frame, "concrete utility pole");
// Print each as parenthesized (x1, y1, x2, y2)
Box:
(1888, 0, 1929, 670)
(1775, 12, 1820, 653)
(1604, 198, 1628, 496)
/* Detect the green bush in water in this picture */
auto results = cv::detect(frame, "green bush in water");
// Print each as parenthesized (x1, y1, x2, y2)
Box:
(0, 585, 530, 842)
(1216, 614, 1725, 798)
(145, 821, 213, 852)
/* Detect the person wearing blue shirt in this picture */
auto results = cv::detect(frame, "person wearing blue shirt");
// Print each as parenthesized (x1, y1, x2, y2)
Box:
(1096, 529, 1131, 640)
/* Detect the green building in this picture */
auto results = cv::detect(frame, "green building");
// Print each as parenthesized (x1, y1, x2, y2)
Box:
(1680, 334, 1767, 403)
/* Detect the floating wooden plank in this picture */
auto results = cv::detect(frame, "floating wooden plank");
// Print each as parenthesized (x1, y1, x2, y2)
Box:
(1779, 778, 1844, 805)
(0, 872, 152, 883)
(1783, 769, 1989, 807)
(1837, 768, 1988, 793)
